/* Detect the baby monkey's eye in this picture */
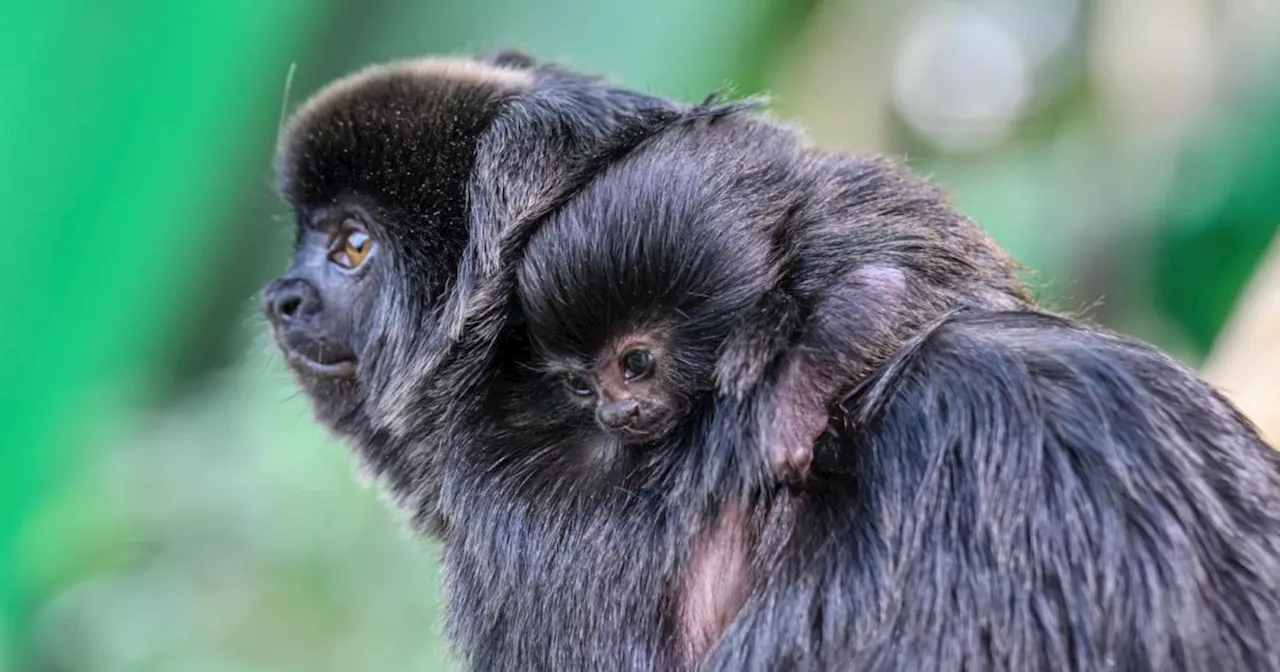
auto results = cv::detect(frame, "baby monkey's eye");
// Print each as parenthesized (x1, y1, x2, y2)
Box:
(621, 349, 654, 380)
(328, 222, 374, 270)
(564, 374, 595, 397)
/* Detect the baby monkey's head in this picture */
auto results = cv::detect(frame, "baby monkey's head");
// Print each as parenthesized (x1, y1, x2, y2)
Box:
(544, 323, 693, 444)
(515, 125, 777, 448)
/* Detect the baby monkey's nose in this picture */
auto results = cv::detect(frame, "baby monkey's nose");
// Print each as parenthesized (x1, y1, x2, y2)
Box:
(597, 398, 641, 429)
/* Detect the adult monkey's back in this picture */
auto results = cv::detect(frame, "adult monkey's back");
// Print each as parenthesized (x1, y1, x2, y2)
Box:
(713, 309, 1280, 670)
(262, 51, 1280, 670)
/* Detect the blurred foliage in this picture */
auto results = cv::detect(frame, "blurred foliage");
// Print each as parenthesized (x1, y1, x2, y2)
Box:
(1, 0, 1276, 669)
(0, 0, 326, 655)
(17, 342, 456, 671)
(1153, 65, 1280, 353)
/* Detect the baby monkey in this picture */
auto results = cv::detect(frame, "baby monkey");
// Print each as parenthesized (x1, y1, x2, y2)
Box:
(517, 110, 1027, 478)
(516, 149, 775, 452)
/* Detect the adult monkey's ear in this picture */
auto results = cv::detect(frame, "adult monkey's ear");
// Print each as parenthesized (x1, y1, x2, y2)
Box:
(477, 49, 538, 69)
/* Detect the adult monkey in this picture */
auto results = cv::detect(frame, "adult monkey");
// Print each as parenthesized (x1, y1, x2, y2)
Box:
(263, 51, 1280, 670)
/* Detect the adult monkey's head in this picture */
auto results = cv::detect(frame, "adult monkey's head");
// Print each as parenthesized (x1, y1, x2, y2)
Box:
(262, 52, 682, 527)
(265, 56, 527, 434)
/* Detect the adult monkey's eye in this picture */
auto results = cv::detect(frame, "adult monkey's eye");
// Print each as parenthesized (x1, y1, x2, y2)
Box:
(328, 221, 374, 270)
(621, 349, 653, 380)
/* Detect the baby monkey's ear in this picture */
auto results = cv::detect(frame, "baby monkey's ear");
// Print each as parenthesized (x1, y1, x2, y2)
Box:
(477, 49, 538, 70)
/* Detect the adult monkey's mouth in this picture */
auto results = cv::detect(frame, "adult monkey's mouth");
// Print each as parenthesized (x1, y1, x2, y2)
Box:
(278, 335, 358, 379)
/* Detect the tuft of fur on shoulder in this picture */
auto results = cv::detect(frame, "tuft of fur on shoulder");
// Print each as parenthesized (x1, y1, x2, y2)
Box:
(681, 91, 770, 124)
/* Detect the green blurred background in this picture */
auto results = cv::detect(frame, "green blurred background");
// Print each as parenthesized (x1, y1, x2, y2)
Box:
(2, 0, 1278, 669)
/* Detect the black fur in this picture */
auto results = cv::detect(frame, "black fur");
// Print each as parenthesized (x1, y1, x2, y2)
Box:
(266, 52, 1280, 671)
(711, 310, 1280, 671)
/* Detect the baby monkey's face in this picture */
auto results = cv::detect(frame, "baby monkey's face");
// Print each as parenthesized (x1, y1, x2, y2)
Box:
(557, 334, 682, 444)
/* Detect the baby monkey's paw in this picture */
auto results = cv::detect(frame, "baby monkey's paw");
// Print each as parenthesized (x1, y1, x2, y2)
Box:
(758, 392, 829, 484)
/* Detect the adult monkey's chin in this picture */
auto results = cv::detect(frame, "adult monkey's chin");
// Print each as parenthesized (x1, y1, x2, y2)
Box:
(290, 369, 366, 436)
(273, 337, 364, 431)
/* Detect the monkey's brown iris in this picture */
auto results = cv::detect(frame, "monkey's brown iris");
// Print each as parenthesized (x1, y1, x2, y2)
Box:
(328, 225, 372, 270)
